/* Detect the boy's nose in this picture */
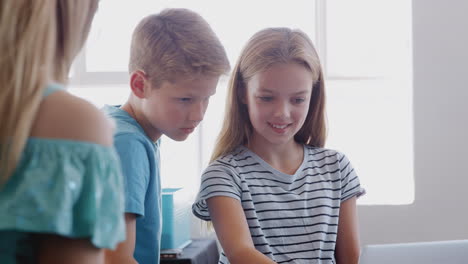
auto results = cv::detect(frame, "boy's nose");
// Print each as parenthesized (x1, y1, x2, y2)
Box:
(189, 101, 206, 122)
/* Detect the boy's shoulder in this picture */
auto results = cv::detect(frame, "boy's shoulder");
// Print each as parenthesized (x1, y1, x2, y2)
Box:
(102, 105, 147, 138)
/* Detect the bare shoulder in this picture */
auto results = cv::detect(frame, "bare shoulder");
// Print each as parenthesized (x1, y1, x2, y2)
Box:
(30, 90, 114, 146)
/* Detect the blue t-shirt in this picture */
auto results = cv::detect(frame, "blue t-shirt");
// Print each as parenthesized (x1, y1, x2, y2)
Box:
(103, 105, 161, 264)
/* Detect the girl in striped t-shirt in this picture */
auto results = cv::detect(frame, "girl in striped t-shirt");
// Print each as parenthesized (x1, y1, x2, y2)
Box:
(193, 27, 365, 264)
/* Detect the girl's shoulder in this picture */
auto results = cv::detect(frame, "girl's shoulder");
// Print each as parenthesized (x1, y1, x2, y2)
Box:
(304, 145, 341, 157)
(211, 146, 251, 165)
(202, 146, 253, 176)
(303, 145, 353, 167)
(30, 87, 115, 147)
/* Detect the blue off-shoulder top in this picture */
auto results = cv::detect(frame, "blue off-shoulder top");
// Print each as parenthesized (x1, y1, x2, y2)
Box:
(0, 83, 125, 263)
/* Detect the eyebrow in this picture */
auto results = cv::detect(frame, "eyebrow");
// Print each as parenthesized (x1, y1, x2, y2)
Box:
(292, 90, 309, 95)
(175, 90, 216, 97)
(258, 88, 274, 93)
(258, 88, 310, 95)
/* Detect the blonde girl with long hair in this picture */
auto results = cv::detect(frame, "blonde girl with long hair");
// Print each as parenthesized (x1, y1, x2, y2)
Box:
(0, 1, 125, 263)
(193, 28, 365, 264)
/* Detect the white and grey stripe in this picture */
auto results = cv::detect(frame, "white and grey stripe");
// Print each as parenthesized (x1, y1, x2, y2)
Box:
(192, 145, 364, 264)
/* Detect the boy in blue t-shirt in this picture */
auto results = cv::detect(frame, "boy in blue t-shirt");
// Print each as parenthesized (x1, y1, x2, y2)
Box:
(103, 8, 229, 264)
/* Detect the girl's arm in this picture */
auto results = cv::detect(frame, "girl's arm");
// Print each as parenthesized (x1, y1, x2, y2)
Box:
(207, 196, 276, 264)
(104, 213, 139, 264)
(38, 235, 104, 264)
(334, 196, 360, 264)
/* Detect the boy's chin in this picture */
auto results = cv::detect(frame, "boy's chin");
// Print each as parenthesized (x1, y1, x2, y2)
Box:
(166, 132, 191, 142)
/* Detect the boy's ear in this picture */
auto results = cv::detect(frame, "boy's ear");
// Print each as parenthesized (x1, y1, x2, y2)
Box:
(130, 70, 149, 99)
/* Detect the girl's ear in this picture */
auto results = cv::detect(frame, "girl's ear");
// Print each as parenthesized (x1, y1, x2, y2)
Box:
(130, 70, 149, 99)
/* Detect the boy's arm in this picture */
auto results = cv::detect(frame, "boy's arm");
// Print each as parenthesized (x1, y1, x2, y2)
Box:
(105, 213, 138, 264)
(334, 196, 360, 264)
(207, 196, 276, 264)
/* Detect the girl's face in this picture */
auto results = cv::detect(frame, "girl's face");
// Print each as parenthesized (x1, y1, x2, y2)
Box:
(245, 63, 313, 149)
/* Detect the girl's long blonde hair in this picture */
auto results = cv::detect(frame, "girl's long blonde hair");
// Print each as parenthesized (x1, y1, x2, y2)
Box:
(211, 28, 327, 162)
(0, 0, 99, 184)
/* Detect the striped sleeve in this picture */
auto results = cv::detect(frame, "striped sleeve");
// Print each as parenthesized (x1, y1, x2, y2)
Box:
(337, 152, 365, 201)
(192, 161, 242, 221)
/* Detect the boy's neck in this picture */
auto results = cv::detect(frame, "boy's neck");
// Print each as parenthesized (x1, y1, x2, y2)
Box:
(121, 102, 161, 142)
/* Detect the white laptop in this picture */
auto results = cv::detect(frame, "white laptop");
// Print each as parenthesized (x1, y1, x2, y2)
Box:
(359, 239, 468, 264)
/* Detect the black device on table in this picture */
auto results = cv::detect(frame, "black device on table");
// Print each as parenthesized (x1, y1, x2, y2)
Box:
(160, 239, 219, 264)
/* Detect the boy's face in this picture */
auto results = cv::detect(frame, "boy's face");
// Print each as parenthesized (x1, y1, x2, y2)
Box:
(141, 75, 219, 141)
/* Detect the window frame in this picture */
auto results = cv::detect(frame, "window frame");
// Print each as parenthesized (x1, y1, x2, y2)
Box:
(69, 0, 413, 206)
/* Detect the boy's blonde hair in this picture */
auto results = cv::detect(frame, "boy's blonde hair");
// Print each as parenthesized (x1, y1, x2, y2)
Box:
(129, 8, 230, 87)
(211, 28, 327, 162)
(0, 0, 99, 184)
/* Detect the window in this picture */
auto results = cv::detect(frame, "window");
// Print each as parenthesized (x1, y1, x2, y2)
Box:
(69, 0, 413, 205)
(324, 0, 413, 205)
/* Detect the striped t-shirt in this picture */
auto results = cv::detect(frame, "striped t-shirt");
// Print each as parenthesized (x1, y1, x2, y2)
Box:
(192, 145, 364, 264)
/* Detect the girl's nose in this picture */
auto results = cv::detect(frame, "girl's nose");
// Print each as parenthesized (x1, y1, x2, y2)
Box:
(273, 100, 290, 118)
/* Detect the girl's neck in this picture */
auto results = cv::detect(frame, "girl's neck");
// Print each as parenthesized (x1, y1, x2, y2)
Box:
(247, 138, 304, 175)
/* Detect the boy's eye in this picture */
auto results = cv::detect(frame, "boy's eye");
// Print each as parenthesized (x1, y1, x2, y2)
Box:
(178, 98, 192, 102)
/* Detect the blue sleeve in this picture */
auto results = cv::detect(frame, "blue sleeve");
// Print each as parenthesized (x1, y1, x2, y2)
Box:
(114, 134, 150, 217)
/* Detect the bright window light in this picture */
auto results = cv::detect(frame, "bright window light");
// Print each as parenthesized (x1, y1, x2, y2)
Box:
(69, 0, 413, 205)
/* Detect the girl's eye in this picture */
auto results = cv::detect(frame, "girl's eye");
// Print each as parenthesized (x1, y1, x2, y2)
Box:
(259, 96, 273, 102)
(293, 98, 306, 104)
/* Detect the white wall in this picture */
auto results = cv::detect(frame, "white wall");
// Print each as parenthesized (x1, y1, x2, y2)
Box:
(358, 0, 468, 245)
